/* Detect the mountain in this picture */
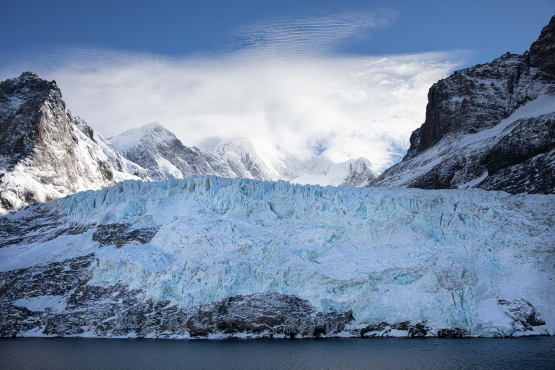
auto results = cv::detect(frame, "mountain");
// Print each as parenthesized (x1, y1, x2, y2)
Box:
(213, 138, 279, 181)
(1, 176, 553, 338)
(292, 157, 376, 187)
(0, 70, 374, 216)
(109, 123, 236, 181)
(372, 16, 555, 194)
(0, 72, 147, 215)
(340, 158, 376, 187)
(81, 122, 150, 182)
(110, 126, 376, 186)
(213, 138, 376, 186)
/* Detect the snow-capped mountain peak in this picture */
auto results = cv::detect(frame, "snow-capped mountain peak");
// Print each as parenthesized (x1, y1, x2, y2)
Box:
(0, 72, 119, 214)
(292, 157, 376, 187)
(213, 138, 280, 181)
(109, 122, 174, 152)
(109, 122, 237, 181)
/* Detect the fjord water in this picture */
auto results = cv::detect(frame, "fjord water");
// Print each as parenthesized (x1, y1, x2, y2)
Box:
(1, 338, 554, 370)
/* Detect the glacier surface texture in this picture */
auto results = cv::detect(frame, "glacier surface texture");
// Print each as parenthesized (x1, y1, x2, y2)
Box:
(0, 176, 554, 338)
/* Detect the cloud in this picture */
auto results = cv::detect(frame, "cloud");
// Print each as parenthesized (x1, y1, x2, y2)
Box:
(228, 10, 398, 57)
(0, 11, 463, 172)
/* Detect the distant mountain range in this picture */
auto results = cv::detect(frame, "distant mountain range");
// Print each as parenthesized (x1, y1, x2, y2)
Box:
(109, 123, 375, 186)
(0, 76, 375, 214)
(1, 16, 554, 216)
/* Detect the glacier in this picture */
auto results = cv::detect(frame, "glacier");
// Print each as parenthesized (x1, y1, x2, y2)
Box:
(1, 176, 553, 338)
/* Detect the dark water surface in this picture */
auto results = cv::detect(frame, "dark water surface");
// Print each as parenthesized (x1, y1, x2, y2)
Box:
(1, 337, 554, 370)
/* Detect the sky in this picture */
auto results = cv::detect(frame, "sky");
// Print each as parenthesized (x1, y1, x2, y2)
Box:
(1, 0, 553, 171)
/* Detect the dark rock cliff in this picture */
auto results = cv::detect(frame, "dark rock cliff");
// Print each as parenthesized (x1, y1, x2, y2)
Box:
(407, 16, 555, 159)
(372, 16, 555, 194)
(530, 15, 555, 77)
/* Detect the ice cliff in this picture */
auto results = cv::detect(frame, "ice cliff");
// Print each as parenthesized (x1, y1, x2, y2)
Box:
(1, 176, 553, 338)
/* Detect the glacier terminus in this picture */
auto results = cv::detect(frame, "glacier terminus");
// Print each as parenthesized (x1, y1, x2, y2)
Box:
(1, 176, 553, 338)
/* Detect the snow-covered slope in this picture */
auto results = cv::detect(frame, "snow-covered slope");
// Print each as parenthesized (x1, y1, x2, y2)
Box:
(213, 138, 279, 181)
(80, 123, 150, 182)
(373, 16, 555, 194)
(1, 176, 553, 338)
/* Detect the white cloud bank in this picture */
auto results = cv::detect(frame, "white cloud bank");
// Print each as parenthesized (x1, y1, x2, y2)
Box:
(0, 11, 463, 172)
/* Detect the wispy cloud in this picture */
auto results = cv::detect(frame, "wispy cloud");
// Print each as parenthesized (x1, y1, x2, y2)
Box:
(0, 11, 463, 172)
(229, 10, 397, 57)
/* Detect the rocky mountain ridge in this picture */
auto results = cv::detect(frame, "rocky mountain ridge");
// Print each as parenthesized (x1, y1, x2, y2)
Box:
(372, 16, 555, 193)
(109, 123, 237, 181)
(0, 72, 144, 215)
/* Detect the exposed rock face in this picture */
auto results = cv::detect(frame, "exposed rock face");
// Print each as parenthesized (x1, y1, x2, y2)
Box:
(478, 113, 555, 194)
(1, 176, 553, 338)
(183, 292, 353, 338)
(0, 253, 352, 339)
(1, 72, 59, 158)
(92, 223, 159, 248)
(372, 16, 555, 194)
(530, 15, 555, 77)
(0, 73, 121, 214)
(412, 52, 550, 156)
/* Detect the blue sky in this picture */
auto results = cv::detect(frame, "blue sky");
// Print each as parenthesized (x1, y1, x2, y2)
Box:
(2, 0, 552, 66)
(1, 1, 553, 171)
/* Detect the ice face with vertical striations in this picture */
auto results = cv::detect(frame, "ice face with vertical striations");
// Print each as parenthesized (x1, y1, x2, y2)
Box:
(1, 176, 553, 338)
